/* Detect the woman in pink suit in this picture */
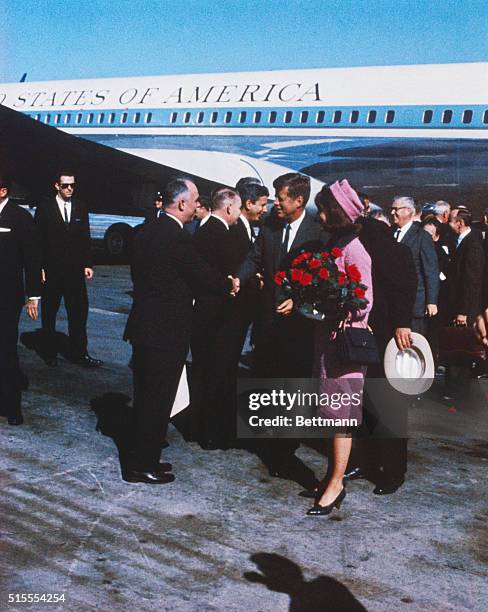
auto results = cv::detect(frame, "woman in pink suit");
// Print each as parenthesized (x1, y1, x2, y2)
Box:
(307, 180, 373, 516)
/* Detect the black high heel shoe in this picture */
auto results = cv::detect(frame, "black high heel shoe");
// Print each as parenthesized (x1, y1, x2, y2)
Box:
(306, 486, 346, 515)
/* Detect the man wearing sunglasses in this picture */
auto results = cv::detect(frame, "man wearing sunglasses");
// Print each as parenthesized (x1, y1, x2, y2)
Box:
(34, 171, 102, 368)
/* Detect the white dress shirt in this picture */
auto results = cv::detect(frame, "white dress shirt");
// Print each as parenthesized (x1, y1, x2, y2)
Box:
(283, 210, 306, 251)
(199, 212, 211, 227)
(164, 212, 183, 229)
(395, 220, 413, 242)
(56, 194, 72, 223)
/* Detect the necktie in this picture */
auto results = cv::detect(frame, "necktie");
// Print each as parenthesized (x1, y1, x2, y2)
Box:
(64, 202, 70, 226)
(281, 223, 291, 256)
(394, 228, 401, 242)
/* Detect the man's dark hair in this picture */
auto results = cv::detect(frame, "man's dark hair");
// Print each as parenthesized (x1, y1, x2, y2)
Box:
(238, 183, 269, 206)
(273, 172, 310, 203)
(211, 187, 240, 211)
(162, 178, 192, 207)
(456, 209, 472, 227)
(56, 169, 75, 182)
(0, 173, 12, 191)
(235, 176, 261, 192)
(421, 214, 442, 234)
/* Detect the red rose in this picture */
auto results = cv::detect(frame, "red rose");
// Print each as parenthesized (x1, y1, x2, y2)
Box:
(318, 268, 330, 280)
(320, 251, 329, 259)
(292, 257, 302, 267)
(274, 271, 286, 285)
(302, 252, 312, 260)
(291, 268, 304, 282)
(338, 273, 346, 285)
(331, 247, 343, 258)
(308, 258, 321, 269)
(354, 287, 365, 298)
(300, 272, 313, 286)
(346, 264, 362, 282)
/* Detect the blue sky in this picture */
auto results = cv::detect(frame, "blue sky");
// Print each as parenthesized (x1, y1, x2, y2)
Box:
(2, 0, 488, 82)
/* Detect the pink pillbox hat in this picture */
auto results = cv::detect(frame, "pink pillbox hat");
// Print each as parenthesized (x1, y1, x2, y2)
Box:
(329, 179, 364, 221)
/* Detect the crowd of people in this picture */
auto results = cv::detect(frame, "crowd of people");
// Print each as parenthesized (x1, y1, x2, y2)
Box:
(1, 168, 488, 516)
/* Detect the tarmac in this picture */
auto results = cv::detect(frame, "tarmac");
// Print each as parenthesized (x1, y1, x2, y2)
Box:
(1, 264, 487, 612)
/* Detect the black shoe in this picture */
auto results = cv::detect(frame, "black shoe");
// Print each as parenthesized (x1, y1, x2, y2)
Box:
(343, 467, 365, 482)
(74, 354, 103, 368)
(122, 470, 175, 484)
(45, 356, 58, 367)
(7, 414, 23, 426)
(156, 462, 173, 473)
(307, 487, 346, 515)
(373, 479, 404, 495)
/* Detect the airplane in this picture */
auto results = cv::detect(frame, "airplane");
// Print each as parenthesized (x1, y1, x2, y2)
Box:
(1, 61, 488, 255)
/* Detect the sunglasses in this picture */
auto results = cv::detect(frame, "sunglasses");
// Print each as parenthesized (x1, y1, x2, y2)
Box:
(60, 183, 75, 189)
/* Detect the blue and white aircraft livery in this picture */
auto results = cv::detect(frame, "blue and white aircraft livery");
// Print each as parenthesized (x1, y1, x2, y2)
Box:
(2, 62, 488, 232)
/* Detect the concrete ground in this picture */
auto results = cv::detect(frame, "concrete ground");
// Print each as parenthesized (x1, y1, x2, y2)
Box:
(1, 265, 487, 612)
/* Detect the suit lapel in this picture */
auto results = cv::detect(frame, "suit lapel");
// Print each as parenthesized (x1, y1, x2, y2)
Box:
(401, 223, 417, 247)
(290, 213, 312, 251)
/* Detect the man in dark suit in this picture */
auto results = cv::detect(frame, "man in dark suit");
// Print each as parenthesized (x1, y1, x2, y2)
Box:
(34, 171, 102, 368)
(0, 174, 42, 425)
(447, 208, 484, 325)
(144, 190, 164, 222)
(391, 196, 440, 334)
(190, 187, 242, 448)
(124, 178, 233, 483)
(236, 173, 329, 473)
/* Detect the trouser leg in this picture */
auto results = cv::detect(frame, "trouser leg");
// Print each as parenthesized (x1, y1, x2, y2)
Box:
(41, 279, 63, 358)
(0, 308, 22, 417)
(64, 276, 89, 359)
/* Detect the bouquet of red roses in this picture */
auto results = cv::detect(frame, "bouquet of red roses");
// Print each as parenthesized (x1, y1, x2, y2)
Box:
(274, 247, 369, 321)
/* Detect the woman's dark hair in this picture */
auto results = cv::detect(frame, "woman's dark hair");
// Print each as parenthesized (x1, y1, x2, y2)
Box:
(421, 214, 442, 235)
(314, 185, 362, 235)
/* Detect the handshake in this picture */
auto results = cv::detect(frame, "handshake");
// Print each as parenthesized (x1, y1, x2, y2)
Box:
(227, 273, 264, 297)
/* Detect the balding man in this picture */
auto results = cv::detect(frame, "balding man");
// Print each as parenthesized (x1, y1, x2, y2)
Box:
(391, 196, 440, 334)
(191, 187, 242, 449)
(123, 178, 232, 483)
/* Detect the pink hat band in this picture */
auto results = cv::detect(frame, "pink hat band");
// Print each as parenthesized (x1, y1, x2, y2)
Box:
(329, 179, 364, 221)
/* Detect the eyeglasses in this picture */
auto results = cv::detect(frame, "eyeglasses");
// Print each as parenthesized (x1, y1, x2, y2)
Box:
(60, 183, 75, 189)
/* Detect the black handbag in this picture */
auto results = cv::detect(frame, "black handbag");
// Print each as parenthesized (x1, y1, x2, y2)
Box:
(336, 321, 380, 365)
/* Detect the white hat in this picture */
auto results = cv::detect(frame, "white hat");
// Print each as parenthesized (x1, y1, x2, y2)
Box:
(384, 333, 434, 395)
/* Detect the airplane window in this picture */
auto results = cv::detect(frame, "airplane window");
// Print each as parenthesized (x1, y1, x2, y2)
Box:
(87, 113, 94, 124)
(367, 110, 377, 124)
(145, 112, 152, 124)
(423, 110, 433, 124)
(253, 111, 262, 123)
(34, 114, 40, 121)
(134, 112, 141, 124)
(64, 114, 71, 124)
(239, 111, 247, 123)
(284, 111, 293, 123)
(442, 110, 452, 124)
(75, 113, 82, 124)
(44, 114, 51, 124)
(184, 112, 191, 123)
(170, 112, 178, 124)
(98, 113, 105, 124)
(332, 110, 342, 123)
(385, 110, 395, 123)
(269, 111, 277, 124)
(350, 110, 359, 123)
(197, 112, 204, 123)
(300, 111, 309, 123)
(316, 110, 325, 123)
(483, 110, 488, 124)
(224, 111, 232, 123)
(462, 110, 473, 124)
(108, 113, 115, 124)
(210, 111, 218, 123)
(54, 114, 61, 124)
(121, 112, 128, 124)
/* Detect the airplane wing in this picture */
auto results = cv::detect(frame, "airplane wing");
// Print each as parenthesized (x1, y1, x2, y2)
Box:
(0, 105, 219, 213)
